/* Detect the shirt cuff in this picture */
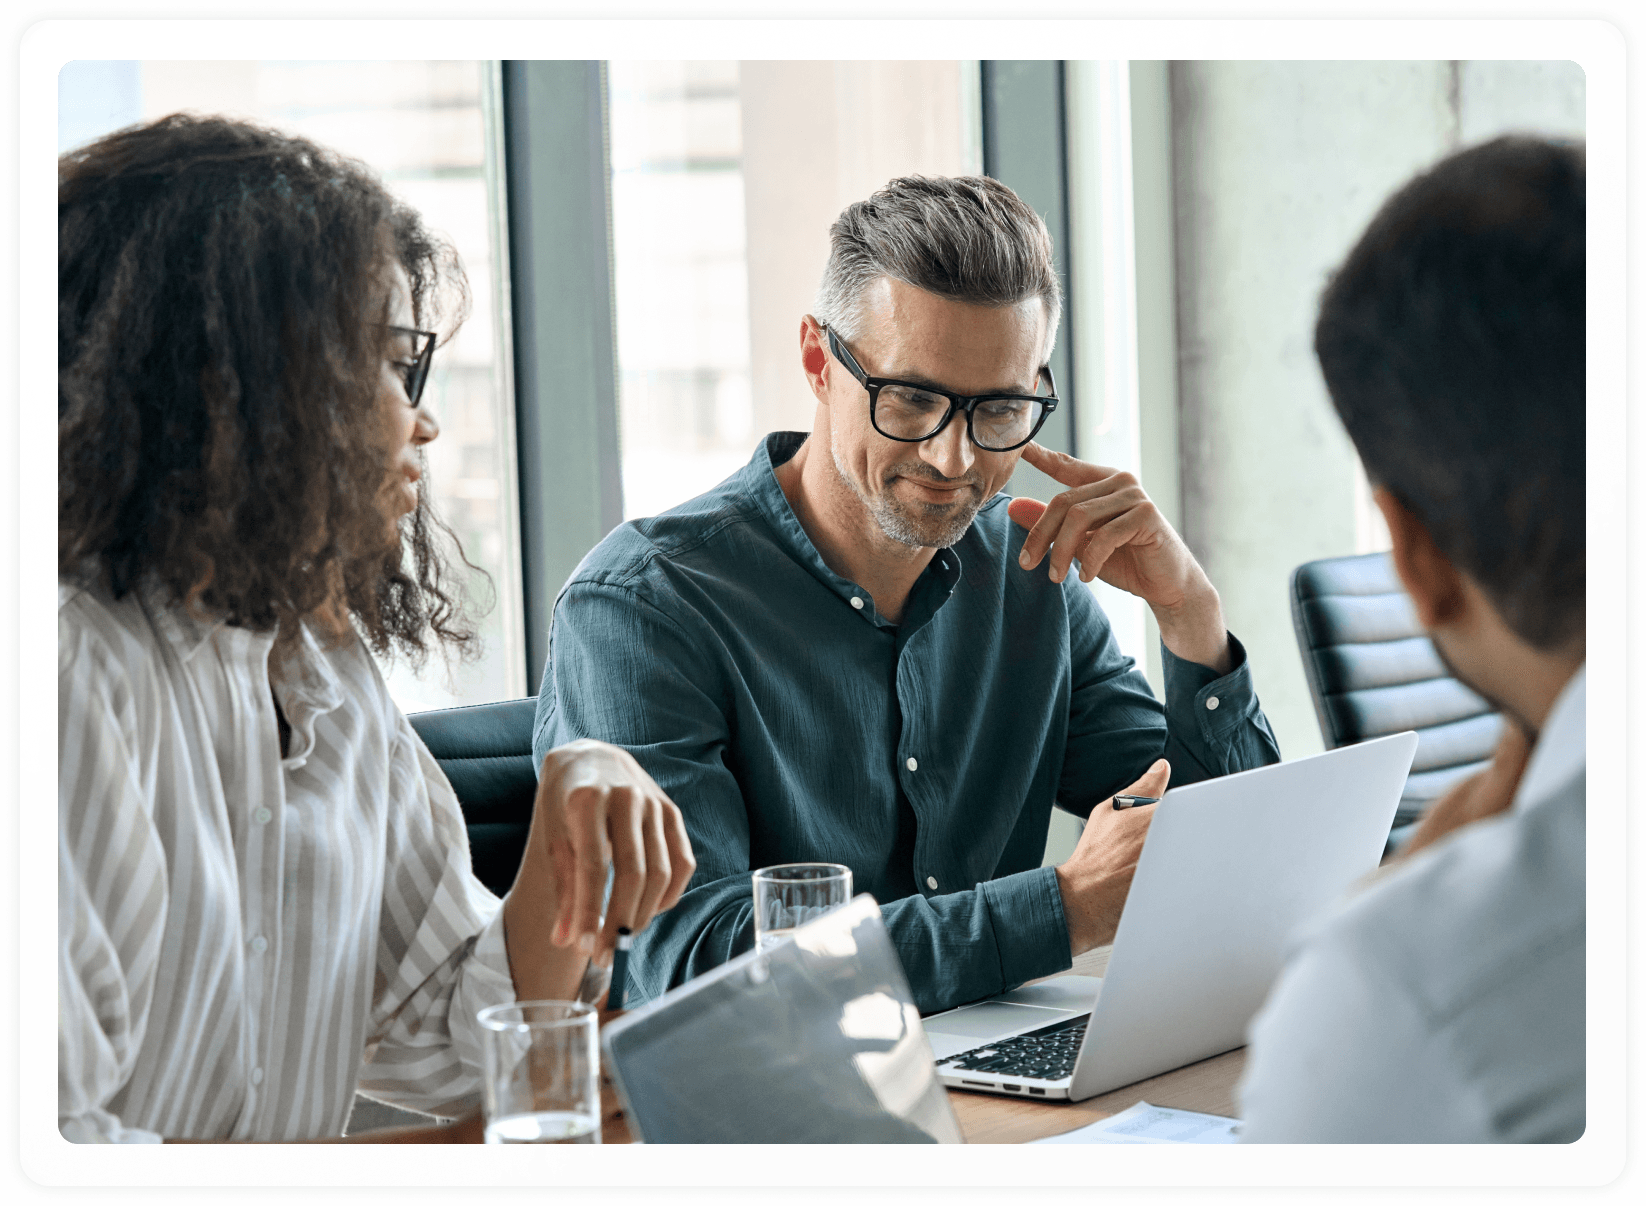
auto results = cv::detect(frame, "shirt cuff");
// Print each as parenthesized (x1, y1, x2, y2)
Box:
(1161, 631, 1261, 745)
(979, 865, 1074, 989)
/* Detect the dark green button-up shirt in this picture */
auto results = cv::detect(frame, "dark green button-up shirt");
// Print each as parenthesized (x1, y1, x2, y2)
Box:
(535, 432, 1280, 1013)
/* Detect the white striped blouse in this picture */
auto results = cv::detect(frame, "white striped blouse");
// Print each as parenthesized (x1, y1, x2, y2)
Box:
(59, 581, 516, 1142)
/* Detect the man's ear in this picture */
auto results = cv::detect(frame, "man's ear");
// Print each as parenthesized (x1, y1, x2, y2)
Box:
(800, 317, 831, 406)
(1374, 486, 1466, 630)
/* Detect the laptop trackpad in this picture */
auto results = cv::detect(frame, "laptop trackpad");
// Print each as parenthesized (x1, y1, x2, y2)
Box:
(922, 1003, 1054, 1061)
(996, 976, 1101, 1012)
(922, 979, 1102, 1062)
(923, 1001, 1057, 1041)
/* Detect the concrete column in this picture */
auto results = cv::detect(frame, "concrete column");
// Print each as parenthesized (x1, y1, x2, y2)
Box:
(1170, 62, 1454, 758)
(1458, 60, 1585, 144)
(1166, 59, 1585, 761)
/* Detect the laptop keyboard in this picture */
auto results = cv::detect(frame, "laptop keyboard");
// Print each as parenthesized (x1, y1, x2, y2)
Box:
(937, 1014, 1088, 1081)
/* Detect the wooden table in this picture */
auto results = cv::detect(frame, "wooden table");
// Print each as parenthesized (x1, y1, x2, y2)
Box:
(598, 944, 1245, 1144)
(947, 945, 1246, 1143)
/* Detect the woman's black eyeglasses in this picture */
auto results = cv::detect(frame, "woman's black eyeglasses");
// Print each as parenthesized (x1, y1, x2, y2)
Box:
(823, 323, 1058, 452)
(387, 325, 437, 409)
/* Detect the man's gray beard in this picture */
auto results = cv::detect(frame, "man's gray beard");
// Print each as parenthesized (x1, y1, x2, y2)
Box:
(832, 445, 985, 550)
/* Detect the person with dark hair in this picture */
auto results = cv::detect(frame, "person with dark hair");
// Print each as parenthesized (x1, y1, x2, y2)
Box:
(534, 173, 1279, 1013)
(58, 114, 695, 1143)
(1239, 135, 1585, 1142)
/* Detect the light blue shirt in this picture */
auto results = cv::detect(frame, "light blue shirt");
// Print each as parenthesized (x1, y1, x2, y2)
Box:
(1239, 667, 1585, 1142)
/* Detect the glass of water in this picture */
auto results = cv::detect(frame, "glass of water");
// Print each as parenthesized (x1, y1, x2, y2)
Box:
(752, 863, 853, 953)
(477, 1000, 601, 1144)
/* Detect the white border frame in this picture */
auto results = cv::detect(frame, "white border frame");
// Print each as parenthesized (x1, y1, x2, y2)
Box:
(17, 15, 1627, 1197)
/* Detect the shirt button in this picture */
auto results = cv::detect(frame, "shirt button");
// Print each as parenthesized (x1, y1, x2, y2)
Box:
(850, 596, 865, 610)
(1206, 696, 1221, 711)
(254, 806, 273, 824)
(250, 1067, 265, 1086)
(250, 935, 268, 955)
(906, 757, 919, 772)
(926, 876, 939, 890)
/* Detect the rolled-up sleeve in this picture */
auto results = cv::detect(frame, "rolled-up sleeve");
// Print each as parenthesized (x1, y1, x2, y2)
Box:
(536, 580, 759, 1005)
(59, 826, 167, 1143)
(58, 615, 166, 1144)
(355, 725, 515, 1115)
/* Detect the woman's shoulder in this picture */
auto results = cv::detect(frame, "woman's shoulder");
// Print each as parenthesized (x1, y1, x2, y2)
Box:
(57, 581, 182, 742)
(59, 578, 159, 668)
(59, 576, 114, 624)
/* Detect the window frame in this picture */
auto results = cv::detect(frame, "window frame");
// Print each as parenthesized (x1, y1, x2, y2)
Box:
(501, 60, 625, 691)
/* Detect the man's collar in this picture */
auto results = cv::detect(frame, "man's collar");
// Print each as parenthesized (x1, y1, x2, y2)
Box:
(743, 432, 826, 573)
(741, 432, 962, 629)
(1514, 663, 1585, 811)
(744, 432, 878, 610)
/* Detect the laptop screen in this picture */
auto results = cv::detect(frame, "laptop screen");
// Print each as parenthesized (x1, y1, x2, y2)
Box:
(601, 895, 963, 1143)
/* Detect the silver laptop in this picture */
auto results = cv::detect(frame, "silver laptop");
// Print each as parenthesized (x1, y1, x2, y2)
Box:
(602, 893, 964, 1143)
(924, 731, 1419, 1103)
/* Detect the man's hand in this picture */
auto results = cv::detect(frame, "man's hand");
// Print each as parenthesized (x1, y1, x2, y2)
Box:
(1054, 759, 1171, 957)
(1007, 443, 1231, 673)
(502, 740, 696, 1000)
(1397, 722, 1532, 861)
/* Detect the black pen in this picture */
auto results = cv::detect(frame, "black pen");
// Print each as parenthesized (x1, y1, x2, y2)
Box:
(607, 927, 634, 1011)
(1112, 794, 1159, 810)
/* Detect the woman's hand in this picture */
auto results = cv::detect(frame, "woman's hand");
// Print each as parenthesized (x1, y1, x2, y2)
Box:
(502, 741, 696, 1000)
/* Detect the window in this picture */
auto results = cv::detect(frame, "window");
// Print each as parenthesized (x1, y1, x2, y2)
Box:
(57, 60, 527, 712)
(607, 61, 755, 520)
(605, 61, 978, 520)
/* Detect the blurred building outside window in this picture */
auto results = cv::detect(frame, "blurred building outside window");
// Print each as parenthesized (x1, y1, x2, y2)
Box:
(605, 61, 980, 523)
(57, 59, 527, 714)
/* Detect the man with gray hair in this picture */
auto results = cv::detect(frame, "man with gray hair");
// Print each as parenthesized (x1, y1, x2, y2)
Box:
(534, 175, 1278, 1013)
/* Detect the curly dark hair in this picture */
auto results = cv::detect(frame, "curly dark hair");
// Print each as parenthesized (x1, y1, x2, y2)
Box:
(59, 113, 478, 660)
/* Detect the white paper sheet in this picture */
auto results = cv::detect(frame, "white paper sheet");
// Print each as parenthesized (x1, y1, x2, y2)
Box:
(1032, 1101, 1241, 1144)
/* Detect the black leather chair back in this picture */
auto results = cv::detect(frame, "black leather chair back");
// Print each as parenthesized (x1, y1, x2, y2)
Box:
(1291, 552, 1501, 841)
(407, 698, 538, 898)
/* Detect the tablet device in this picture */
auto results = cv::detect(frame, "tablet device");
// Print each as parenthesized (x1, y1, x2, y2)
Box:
(601, 894, 963, 1143)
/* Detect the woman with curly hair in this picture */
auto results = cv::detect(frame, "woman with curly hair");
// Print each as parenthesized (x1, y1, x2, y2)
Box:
(58, 114, 694, 1143)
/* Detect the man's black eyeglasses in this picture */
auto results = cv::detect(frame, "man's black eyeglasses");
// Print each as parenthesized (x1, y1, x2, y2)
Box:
(387, 325, 436, 409)
(824, 323, 1058, 452)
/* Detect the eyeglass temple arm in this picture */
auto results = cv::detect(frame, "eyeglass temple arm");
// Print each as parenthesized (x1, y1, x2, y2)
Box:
(823, 324, 869, 382)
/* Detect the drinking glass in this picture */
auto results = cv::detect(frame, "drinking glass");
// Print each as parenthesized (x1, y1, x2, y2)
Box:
(477, 1000, 601, 1144)
(752, 863, 853, 953)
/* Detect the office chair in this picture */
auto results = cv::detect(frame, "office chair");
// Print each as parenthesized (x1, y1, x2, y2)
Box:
(1290, 552, 1502, 851)
(407, 697, 539, 897)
